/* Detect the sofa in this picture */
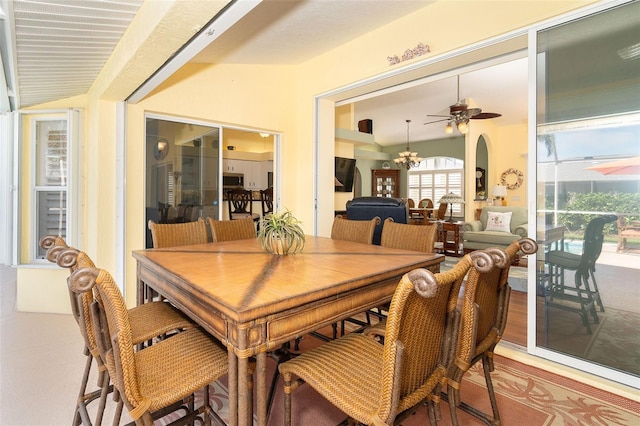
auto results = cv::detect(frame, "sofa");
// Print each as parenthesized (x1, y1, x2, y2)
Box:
(345, 197, 408, 245)
(462, 206, 528, 253)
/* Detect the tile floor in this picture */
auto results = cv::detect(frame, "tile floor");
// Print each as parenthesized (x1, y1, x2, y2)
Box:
(0, 265, 126, 425)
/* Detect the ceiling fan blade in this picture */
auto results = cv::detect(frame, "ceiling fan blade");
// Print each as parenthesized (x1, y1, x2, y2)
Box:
(471, 112, 502, 119)
(426, 114, 451, 118)
(424, 118, 450, 125)
(465, 107, 482, 118)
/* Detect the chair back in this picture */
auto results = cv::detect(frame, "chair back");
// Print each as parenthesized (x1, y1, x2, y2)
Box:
(260, 187, 274, 216)
(331, 215, 380, 245)
(380, 218, 438, 253)
(207, 216, 256, 242)
(68, 267, 142, 415)
(407, 198, 415, 208)
(454, 239, 537, 370)
(148, 217, 208, 248)
(377, 256, 471, 423)
(227, 188, 254, 217)
(436, 202, 448, 220)
(418, 198, 434, 209)
(580, 215, 617, 268)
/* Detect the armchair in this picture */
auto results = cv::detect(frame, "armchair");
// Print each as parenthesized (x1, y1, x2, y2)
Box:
(462, 206, 528, 254)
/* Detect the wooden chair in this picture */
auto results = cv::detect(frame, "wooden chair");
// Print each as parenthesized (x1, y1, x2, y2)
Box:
(147, 217, 208, 248)
(39, 236, 195, 426)
(260, 186, 274, 217)
(447, 238, 538, 426)
(68, 266, 229, 426)
(226, 188, 260, 226)
(433, 202, 448, 221)
(207, 216, 256, 242)
(617, 215, 640, 252)
(279, 255, 472, 426)
(330, 215, 380, 245)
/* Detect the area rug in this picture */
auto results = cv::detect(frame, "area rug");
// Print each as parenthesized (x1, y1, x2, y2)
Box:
(542, 305, 640, 376)
(150, 347, 640, 426)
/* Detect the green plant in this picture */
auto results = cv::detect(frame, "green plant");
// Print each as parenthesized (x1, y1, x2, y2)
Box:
(257, 210, 305, 255)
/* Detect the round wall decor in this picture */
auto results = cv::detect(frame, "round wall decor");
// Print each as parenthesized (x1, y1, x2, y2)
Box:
(381, 161, 391, 169)
(500, 168, 524, 190)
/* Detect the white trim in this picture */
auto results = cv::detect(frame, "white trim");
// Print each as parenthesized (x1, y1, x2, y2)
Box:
(127, 1, 262, 104)
(115, 102, 126, 293)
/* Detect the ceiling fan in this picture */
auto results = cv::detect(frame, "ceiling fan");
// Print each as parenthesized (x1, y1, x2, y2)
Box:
(424, 75, 502, 134)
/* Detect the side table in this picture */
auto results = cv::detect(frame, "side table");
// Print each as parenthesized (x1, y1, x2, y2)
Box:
(438, 221, 464, 257)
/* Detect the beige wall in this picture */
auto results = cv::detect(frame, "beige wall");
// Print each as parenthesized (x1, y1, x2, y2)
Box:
(16, 0, 597, 310)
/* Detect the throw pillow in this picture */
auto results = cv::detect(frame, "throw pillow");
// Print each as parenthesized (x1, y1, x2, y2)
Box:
(485, 211, 512, 233)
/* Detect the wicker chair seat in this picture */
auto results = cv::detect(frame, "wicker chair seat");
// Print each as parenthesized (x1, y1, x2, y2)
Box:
(280, 332, 384, 421)
(133, 328, 228, 414)
(129, 302, 193, 344)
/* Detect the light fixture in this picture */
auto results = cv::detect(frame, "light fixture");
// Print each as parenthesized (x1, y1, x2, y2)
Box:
(492, 185, 507, 206)
(456, 119, 469, 134)
(438, 192, 465, 222)
(445, 122, 453, 134)
(259, 132, 270, 138)
(393, 119, 422, 170)
(154, 138, 169, 160)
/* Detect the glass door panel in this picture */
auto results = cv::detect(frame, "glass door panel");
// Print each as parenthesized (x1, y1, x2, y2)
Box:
(535, 1, 640, 381)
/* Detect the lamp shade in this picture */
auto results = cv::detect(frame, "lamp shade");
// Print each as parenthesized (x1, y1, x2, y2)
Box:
(438, 192, 465, 205)
(492, 185, 507, 197)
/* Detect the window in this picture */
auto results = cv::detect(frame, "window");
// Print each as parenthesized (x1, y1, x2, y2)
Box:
(33, 118, 69, 259)
(408, 157, 464, 215)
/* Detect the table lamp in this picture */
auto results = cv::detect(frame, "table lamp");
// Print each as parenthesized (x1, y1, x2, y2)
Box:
(492, 185, 507, 206)
(438, 192, 465, 222)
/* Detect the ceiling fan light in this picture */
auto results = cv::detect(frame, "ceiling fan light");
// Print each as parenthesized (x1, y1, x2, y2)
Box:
(457, 121, 468, 134)
(445, 123, 453, 134)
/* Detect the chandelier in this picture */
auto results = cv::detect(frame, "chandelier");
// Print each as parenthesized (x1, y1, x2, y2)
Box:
(394, 119, 422, 170)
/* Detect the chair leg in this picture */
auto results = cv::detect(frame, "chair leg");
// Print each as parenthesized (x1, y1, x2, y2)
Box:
(282, 373, 292, 426)
(482, 356, 501, 424)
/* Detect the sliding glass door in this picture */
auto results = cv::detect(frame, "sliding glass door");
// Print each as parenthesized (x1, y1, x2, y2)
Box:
(534, 1, 640, 385)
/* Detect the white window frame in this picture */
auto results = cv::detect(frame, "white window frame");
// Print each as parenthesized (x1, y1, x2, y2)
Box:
(17, 109, 82, 264)
(408, 156, 464, 216)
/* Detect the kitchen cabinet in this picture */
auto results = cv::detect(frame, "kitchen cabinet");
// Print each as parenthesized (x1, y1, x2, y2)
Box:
(223, 159, 243, 173)
(372, 169, 400, 198)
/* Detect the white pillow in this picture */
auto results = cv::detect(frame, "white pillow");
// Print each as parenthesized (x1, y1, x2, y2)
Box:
(485, 211, 512, 233)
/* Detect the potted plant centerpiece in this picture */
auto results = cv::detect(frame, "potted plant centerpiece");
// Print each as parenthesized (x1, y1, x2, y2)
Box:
(258, 210, 305, 255)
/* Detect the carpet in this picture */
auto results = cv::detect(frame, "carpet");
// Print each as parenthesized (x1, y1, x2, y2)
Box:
(151, 350, 640, 426)
(541, 304, 640, 376)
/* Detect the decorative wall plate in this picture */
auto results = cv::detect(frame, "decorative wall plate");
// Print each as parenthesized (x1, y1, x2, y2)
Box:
(382, 161, 391, 169)
(500, 168, 524, 190)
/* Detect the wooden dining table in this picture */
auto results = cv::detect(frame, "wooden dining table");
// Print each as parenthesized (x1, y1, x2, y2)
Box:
(133, 235, 444, 426)
(409, 207, 435, 224)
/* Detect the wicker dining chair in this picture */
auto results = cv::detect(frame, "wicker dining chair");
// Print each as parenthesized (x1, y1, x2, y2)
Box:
(68, 266, 229, 426)
(147, 217, 208, 248)
(279, 254, 482, 426)
(331, 215, 380, 245)
(363, 218, 440, 325)
(39, 236, 195, 426)
(146, 218, 209, 303)
(207, 216, 256, 242)
(381, 217, 438, 253)
(446, 238, 537, 426)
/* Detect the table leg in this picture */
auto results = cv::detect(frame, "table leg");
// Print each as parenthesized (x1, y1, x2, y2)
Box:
(256, 352, 267, 426)
(228, 351, 238, 426)
(238, 356, 250, 426)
